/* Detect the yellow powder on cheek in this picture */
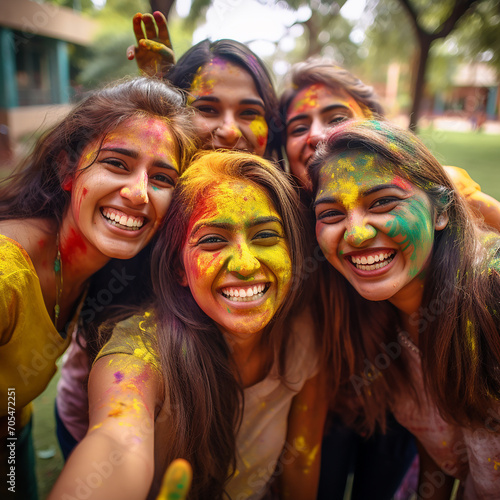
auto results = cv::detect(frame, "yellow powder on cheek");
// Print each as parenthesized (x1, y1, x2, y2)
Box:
(249, 116, 268, 147)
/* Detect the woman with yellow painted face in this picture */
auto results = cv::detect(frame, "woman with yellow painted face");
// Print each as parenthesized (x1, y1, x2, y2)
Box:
(49, 151, 328, 500)
(56, 14, 285, 462)
(309, 120, 500, 500)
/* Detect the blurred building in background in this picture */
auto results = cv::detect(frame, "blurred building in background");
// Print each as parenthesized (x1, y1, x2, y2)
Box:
(428, 62, 499, 121)
(0, 0, 97, 163)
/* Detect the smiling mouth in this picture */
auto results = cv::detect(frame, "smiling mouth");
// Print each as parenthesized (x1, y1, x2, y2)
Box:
(348, 251, 396, 271)
(101, 208, 146, 231)
(219, 283, 270, 302)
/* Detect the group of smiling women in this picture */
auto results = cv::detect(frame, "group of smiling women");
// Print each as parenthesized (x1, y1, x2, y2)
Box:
(1, 11, 500, 500)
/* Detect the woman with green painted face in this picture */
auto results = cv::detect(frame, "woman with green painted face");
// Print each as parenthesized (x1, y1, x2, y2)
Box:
(309, 119, 500, 500)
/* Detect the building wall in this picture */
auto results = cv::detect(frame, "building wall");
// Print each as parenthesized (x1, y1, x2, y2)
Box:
(0, 0, 97, 164)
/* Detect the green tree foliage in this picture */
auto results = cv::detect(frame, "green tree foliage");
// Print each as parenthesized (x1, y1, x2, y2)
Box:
(185, 0, 359, 67)
(451, 0, 500, 70)
(363, 0, 491, 130)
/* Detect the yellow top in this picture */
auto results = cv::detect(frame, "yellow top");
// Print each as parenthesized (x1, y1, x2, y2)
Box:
(0, 234, 73, 430)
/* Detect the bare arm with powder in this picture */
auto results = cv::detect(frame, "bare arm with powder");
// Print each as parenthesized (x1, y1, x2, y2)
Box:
(127, 11, 175, 77)
(48, 354, 161, 500)
(279, 370, 329, 499)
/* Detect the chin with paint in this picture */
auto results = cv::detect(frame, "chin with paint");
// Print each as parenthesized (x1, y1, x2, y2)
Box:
(49, 151, 328, 500)
(309, 119, 500, 500)
(0, 77, 195, 500)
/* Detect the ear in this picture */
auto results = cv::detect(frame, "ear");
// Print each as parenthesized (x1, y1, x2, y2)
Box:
(57, 151, 73, 192)
(62, 177, 73, 192)
(435, 211, 449, 231)
(177, 268, 188, 287)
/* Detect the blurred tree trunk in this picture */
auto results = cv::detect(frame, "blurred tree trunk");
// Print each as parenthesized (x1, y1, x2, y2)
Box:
(149, 0, 176, 18)
(399, 0, 480, 130)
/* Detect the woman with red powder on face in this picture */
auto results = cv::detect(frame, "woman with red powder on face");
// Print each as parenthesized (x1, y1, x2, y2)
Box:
(0, 77, 195, 500)
(49, 151, 328, 500)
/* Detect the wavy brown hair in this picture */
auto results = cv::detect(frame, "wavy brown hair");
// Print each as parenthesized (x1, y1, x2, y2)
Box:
(308, 120, 500, 433)
(149, 150, 307, 498)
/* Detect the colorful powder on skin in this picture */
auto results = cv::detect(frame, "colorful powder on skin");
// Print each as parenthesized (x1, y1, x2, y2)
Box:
(114, 371, 124, 383)
(291, 84, 322, 114)
(488, 458, 500, 471)
(120, 171, 148, 203)
(317, 151, 435, 277)
(182, 177, 292, 334)
(383, 197, 434, 277)
(344, 223, 377, 246)
(60, 227, 87, 265)
(249, 116, 268, 148)
(189, 58, 229, 101)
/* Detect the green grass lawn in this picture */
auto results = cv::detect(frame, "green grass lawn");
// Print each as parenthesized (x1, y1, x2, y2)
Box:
(418, 129, 500, 201)
(33, 364, 64, 499)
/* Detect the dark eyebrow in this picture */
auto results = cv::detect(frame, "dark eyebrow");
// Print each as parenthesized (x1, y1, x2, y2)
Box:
(191, 216, 283, 237)
(313, 184, 408, 208)
(247, 216, 283, 228)
(191, 96, 220, 105)
(286, 104, 351, 128)
(240, 98, 265, 110)
(99, 148, 178, 173)
(191, 96, 265, 110)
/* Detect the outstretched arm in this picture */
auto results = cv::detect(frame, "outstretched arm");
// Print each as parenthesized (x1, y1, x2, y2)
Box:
(465, 190, 500, 233)
(279, 370, 329, 500)
(127, 11, 175, 77)
(444, 165, 500, 232)
(48, 354, 161, 500)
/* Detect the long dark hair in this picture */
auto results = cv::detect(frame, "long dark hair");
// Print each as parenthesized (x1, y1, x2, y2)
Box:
(149, 150, 306, 498)
(0, 77, 195, 224)
(168, 39, 283, 163)
(309, 120, 500, 432)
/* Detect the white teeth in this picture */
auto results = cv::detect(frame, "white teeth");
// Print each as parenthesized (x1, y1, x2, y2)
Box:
(102, 208, 145, 231)
(350, 252, 395, 271)
(220, 284, 267, 302)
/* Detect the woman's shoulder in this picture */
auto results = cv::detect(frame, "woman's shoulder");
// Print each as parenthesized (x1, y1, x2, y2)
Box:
(0, 218, 55, 265)
(0, 232, 35, 275)
(95, 311, 161, 371)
